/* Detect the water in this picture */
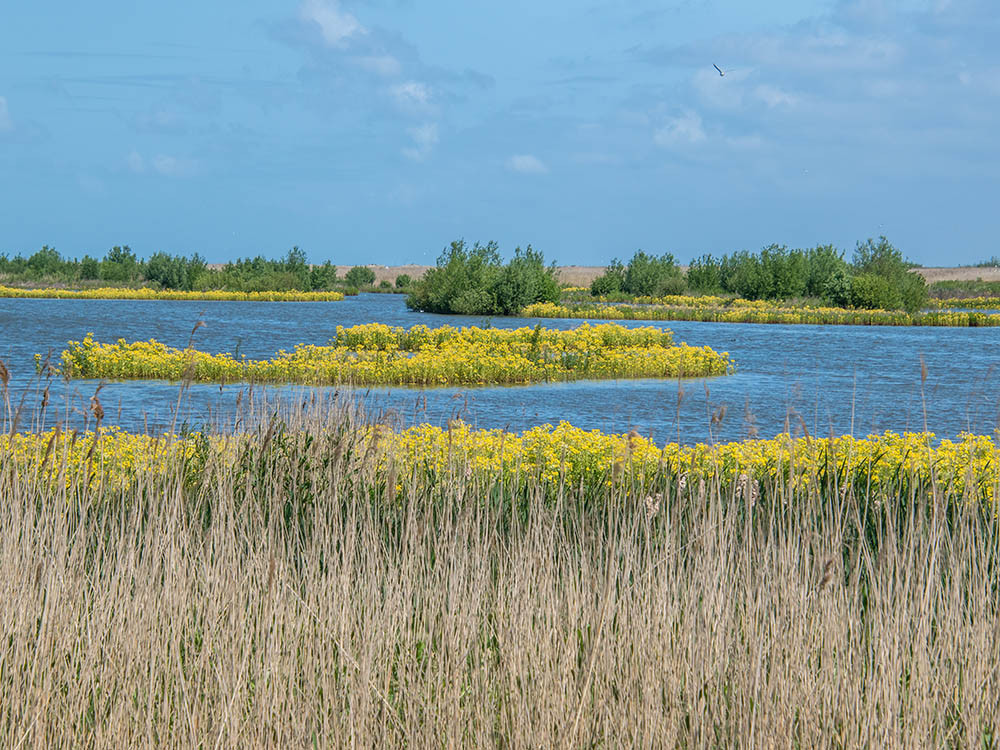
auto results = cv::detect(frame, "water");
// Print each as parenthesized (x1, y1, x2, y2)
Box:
(2, 293, 998, 443)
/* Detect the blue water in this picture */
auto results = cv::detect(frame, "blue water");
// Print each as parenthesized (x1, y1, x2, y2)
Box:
(1, 293, 998, 443)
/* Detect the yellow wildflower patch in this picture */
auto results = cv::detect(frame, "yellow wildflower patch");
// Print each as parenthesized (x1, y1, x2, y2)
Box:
(52, 323, 735, 386)
(3, 423, 996, 506)
(0, 285, 345, 302)
(528, 299, 1000, 326)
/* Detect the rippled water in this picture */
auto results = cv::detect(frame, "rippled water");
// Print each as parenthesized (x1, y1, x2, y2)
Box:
(2, 293, 998, 443)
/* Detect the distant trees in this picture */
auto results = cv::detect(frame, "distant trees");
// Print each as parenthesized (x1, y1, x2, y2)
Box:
(825, 237, 928, 312)
(684, 245, 848, 300)
(590, 251, 685, 297)
(309, 261, 338, 290)
(600, 237, 926, 312)
(406, 240, 560, 315)
(0, 235, 929, 313)
(344, 266, 376, 288)
(0, 245, 348, 293)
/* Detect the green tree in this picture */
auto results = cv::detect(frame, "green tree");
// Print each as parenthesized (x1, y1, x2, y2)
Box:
(26, 246, 64, 277)
(623, 250, 685, 296)
(406, 240, 501, 314)
(406, 240, 559, 315)
(345, 266, 376, 288)
(851, 237, 927, 312)
(309, 261, 338, 290)
(79, 255, 101, 280)
(144, 252, 188, 289)
(491, 245, 560, 315)
(686, 254, 722, 294)
(804, 245, 848, 298)
(590, 259, 625, 296)
(100, 245, 140, 283)
(849, 273, 902, 310)
(395, 273, 412, 289)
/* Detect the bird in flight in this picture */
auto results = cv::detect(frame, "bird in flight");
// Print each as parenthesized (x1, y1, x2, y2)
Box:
(713, 63, 726, 77)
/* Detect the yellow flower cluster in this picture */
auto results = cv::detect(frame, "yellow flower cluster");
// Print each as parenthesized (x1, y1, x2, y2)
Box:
(0, 285, 345, 302)
(931, 297, 1000, 310)
(527, 300, 1000, 327)
(389, 423, 995, 497)
(4, 423, 996, 506)
(53, 323, 735, 386)
(0, 427, 201, 492)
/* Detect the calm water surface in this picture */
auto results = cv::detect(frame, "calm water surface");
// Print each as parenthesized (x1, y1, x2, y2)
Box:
(1, 294, 998, 443)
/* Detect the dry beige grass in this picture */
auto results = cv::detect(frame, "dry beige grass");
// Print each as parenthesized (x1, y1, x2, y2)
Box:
(1, 403, 998, 747)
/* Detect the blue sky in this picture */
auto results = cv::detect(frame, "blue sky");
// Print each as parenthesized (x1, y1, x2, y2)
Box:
(1, 0, 997, 265)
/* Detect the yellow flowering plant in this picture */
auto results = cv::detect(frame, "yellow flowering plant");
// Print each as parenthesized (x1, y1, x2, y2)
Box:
(51, 323, 735, 386)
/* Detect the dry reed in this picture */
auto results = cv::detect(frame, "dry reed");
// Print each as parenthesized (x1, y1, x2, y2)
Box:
(0, 398, 998, 747)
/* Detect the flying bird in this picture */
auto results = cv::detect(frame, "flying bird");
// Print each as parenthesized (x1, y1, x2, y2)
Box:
(713, 63, 726, 77)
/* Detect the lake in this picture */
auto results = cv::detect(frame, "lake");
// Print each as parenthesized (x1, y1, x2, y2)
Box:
(2, 293, 998, 443)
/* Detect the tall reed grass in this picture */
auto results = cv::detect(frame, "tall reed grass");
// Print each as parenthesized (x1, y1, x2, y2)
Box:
(1, 397, 997, 746)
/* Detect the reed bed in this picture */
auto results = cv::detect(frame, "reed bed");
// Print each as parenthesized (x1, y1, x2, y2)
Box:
(52, 323, 735, 386)
(528, 299, 1000, 326)
(0, 285, 346, 302)
(1, 400, 998, 747)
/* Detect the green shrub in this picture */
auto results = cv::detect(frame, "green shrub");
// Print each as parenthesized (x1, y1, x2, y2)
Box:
(79, 255, 101, 280)
(491, 246, 561, 315)
(851, 237, 927, 312)
(590, 259, 625, 296)
(344, 266, 376, 288)
(144, 252, 189, 290)
(848, 273, 901, 310)
(406, 240, 559, 315)
(823, 269, 853, 308)
(804, 244, 848, 298)
(686, 255, 722, 294)
(309, 261, 338, 290)
(592, 252, 684, 297)
(100, 246, 141, 283)
(395, 274, 411, 289)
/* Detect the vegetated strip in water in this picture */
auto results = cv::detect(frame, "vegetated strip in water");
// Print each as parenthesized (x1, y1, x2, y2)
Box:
(6, 421, 997, 506)
(527, 300, 1000, 326)
(930, 296, 1000, 310)
(50, 322, 734, 386)
(0, 285, 346, 302)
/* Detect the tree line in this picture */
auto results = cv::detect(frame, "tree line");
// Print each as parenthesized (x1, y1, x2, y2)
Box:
(404, 236, 929, 315)
(3, 236, 932, 313)
(590, 237, 928, 312)
(0, 246, 399, 292)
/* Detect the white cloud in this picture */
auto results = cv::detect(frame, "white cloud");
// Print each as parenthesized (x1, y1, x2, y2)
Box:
(353, 55, 401, 77)
(958, 68, 1000, 96)
(402, 123, 438, 161)
(0, 97, 12, 132)
(390, 81, 431, 109)
(742, 30, 902, 73)
(506, 154, 549, 174)
(299, 0, 365, 47)
(151, 154, 197, 177)
(127, 150, 145, 173)
(653, 111, 707, 148)
(754, 84, 797, 108)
